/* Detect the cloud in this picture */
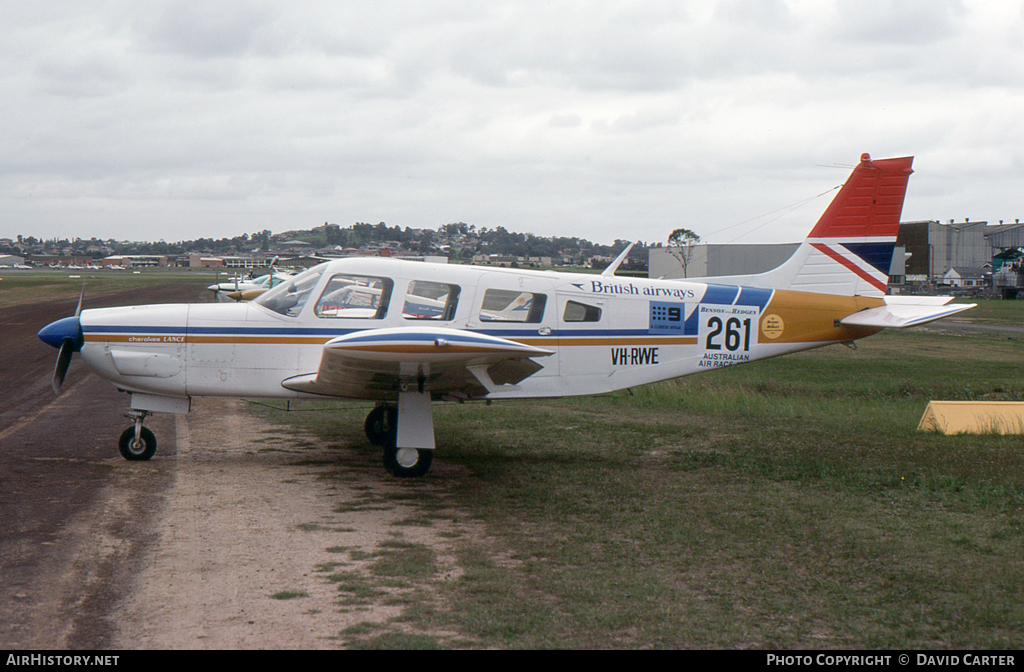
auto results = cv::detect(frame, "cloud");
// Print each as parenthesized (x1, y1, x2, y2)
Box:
(830, 0, 966, 45)
(1, 0, 1022, 245)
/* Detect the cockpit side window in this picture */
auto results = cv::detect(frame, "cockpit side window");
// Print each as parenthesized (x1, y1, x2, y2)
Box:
(253, 265, 326, 317)
(479, 289, 547, 323)
(563, 300, 602, 323)
(403, 281, 460, 321)
(314, 274, 393, 319)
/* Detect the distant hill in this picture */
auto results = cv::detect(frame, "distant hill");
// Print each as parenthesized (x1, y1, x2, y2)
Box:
(4, 222, 654, 271)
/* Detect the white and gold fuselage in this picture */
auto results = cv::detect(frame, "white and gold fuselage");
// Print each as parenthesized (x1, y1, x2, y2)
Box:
(76, 256, 890, 405)
(37, 154, 974, 475)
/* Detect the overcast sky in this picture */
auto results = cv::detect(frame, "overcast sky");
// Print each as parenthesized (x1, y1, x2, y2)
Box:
(2, 0, 1022, 246)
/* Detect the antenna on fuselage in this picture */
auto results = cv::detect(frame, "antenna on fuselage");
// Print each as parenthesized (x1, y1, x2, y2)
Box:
(601, 242, 636, 277)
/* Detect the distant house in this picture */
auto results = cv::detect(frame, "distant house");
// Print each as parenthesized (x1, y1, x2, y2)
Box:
(942, 266, 987, 287)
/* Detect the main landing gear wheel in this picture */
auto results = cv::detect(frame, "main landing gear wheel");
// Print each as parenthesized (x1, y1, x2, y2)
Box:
(364, 405, 397, 446)
(366, 402, 434, 478)
(118, 426, 157, 461)
(383, 443, 433, 479)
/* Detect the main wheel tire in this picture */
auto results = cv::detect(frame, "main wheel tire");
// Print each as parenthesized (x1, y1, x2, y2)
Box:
(118, 426, 157, 461)
(383, 444, 433, 478)
(364, 405, 397, 446)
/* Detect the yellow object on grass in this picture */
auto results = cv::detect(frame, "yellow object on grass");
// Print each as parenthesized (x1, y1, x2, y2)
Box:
(918, 401, 1024, 435)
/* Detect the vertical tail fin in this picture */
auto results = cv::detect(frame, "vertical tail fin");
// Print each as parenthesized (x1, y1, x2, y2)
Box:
(795, 153, 914, 296)
(717, 154, 914, 296)
(807, 153, 914, 241)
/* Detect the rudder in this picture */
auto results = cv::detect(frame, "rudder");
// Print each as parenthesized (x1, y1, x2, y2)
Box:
(754, 153, 914, 296)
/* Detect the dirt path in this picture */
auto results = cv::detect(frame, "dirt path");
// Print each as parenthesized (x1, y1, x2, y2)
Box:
(0, 286, 190, 649)
(110, 398, 471, 649)
(0, 285, 479, 649)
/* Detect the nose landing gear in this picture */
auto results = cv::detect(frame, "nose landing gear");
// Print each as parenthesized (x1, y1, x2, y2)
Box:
(118, 409, 157, 461)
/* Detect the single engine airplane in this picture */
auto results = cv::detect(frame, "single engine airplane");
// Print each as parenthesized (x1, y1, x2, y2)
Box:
(207, 263, 294, 302)
(38, 154, 974, 477)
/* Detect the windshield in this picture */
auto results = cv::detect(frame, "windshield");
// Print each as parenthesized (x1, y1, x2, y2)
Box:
(248, 274, 271, 287)
(252, 264, 327, 316)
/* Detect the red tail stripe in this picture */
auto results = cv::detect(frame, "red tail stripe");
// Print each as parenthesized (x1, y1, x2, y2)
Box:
(810, 243, 888, 293)
(808, 156, 914, 239)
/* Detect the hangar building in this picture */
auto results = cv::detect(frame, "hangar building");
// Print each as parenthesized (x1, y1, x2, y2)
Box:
(650, 219, 1023, 289)
(649, 243, 906, 284)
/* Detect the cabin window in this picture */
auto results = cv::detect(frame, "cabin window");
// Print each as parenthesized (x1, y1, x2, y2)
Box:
(403, 281, 460, 320)
(315, 274, 393, 319)
(563, 300, 602, 323)
(253, 264, 326, 317)
(479, 289, 547, 323)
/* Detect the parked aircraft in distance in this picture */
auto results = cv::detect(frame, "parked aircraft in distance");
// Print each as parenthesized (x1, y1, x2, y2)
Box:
(38, 154, 973, 477)
(207, 270, 294, 302)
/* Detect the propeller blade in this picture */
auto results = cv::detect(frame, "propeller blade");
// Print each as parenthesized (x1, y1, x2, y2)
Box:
(74, 283, 85, 317)
(39, 314, 84, 395)
(52, 339, 74, 395)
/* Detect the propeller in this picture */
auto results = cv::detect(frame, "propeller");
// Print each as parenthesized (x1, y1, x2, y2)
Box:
(53, 337, 74, 394)
(38, 284, 85, 395)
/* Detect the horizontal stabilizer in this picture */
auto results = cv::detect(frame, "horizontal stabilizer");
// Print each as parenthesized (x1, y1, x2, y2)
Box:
(841, 300, 975, 328)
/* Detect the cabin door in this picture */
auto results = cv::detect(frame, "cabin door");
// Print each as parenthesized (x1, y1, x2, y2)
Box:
(468, 273, 559, 379)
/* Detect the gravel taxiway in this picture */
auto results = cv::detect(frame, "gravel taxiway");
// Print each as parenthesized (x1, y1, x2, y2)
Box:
(0, 284, 468, 649)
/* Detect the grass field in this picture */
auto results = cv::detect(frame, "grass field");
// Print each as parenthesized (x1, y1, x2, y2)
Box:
(255, 314, 1024, 649)
(0, 268, 220, 307)
(949, 298, 1024, 327)
(11, 269, 1020, 648)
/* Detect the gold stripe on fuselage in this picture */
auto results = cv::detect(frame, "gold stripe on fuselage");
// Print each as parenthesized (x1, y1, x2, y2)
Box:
(85, 334, 701, 347)
(85, 334, 332, 345)
(518, 337, 699, 347)
(758, 290, 884, 344)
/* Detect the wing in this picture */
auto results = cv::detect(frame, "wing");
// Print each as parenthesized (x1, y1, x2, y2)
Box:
(281, 326, 554, 400)
(840, 297, 975, 328)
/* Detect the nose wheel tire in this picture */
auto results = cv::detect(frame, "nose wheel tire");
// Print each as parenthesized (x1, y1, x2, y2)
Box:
(383, 444, 433, 478)
(118, 426, 157, 461)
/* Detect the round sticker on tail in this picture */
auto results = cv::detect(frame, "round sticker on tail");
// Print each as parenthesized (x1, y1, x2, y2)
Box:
(761, 314, 784, 339)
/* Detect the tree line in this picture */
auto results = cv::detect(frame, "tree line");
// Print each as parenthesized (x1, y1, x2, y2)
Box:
(4, 223, 662, 269)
